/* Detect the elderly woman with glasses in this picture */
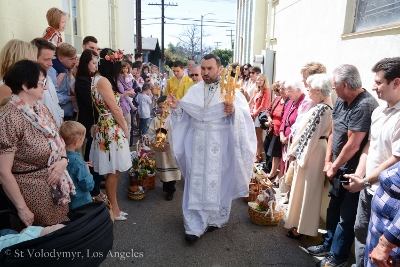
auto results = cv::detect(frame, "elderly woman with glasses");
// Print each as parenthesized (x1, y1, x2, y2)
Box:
(0, 60, 75, 227)
(284, 73, 333, 239)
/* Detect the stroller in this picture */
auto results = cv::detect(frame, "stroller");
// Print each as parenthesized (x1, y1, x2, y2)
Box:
(0, 188, 114, 267)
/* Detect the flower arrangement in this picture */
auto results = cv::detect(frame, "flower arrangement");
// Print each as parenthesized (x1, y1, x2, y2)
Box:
(104, 49, 125, 63)
(129, 152, 155, 181)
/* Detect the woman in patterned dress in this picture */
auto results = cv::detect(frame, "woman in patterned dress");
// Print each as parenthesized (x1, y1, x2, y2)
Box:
(0, 60, 75, 227)
(285, 73, 333, 238)
(89, 48, 131, 221)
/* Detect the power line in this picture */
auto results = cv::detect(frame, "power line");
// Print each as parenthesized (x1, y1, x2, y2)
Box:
(142, 22, 233, 27)
(148, 1, 178, 74)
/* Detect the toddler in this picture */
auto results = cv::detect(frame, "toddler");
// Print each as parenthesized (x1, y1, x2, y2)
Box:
(43, 7, 67, 47)
(59, 121, 94, 209)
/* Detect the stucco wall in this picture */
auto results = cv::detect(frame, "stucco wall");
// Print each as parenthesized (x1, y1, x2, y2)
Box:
(271, 0, 400, 91)
(0, 0, 62, 49)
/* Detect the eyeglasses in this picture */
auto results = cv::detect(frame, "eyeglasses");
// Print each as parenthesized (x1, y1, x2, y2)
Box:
(250, 71, 256, 74)
(243, 68, 248, 70)
(37, 78, 47, 87)
(190, 74, 199, 77)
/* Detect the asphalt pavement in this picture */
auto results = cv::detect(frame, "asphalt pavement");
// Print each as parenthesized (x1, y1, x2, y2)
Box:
(100, 167, 323, 267)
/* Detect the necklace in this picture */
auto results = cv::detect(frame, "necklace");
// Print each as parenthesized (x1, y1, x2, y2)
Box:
(203, 80, 220, 107)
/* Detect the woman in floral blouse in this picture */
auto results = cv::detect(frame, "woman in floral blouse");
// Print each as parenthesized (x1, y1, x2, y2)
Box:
(90, 48, 131, 221)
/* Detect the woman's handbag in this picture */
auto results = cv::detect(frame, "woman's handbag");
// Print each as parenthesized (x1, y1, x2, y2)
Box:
(258, 109, 269, 130)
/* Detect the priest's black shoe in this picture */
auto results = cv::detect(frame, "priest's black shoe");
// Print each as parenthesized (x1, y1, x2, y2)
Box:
(206, 226, 218, 232)
(165, 192, 174, 201)
(185, 234, 199, 243)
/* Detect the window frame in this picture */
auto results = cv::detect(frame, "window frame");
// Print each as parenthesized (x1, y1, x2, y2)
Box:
(342, 0, 400, 39)
(62, 0, 83, 53)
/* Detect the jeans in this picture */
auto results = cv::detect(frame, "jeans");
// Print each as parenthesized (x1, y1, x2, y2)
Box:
(139, 118, 151, 136)
(84, 130, 102, 197)
(354, 189, 372, 267)
(323, 183, 360, 259)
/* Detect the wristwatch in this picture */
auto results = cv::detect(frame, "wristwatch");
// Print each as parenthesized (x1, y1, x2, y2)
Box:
(61, 156, 69, 164)
(363, 176, 371, 189)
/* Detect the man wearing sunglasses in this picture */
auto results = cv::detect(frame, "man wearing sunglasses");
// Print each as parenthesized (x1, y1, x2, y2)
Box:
(182, 65, 203, 96)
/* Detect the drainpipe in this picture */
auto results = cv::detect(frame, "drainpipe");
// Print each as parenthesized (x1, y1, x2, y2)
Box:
(266, 0, 273, 50)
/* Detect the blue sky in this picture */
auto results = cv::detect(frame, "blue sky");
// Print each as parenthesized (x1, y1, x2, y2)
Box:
(140, 0, 237, 50)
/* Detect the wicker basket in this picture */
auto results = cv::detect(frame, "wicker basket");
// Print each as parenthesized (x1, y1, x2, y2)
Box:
(243, 189, 258, 203)
(129, 172, 156, 190)
(127, 187, 146, 200)
(248, 207, 284, 226)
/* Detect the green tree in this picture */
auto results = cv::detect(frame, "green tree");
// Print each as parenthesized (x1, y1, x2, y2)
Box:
(212, 48, 233, 67)
(148, 40, 161, 66)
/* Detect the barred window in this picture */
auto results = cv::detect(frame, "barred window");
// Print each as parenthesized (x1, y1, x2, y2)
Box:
(354, 0, 400, 32)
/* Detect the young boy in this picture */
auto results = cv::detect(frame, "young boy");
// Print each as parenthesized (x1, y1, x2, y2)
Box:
(59, 121, 94, 209)
(137, 83, 153, 136)
(148, 96, 181, 200)
(164, 60, 192, 100)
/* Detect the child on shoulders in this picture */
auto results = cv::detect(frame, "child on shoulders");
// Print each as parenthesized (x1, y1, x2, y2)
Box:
(43, 7, 67, 47)
(148, 96, 181, 200)
(59, 121, 94, 209)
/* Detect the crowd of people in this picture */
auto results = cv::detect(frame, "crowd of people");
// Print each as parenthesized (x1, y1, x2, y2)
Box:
(0, 6, 400, 267)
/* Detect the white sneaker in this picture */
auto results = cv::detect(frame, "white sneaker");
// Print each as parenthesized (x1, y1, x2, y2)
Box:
(120, 211, 128, 216)
(114, 215, 127, 221)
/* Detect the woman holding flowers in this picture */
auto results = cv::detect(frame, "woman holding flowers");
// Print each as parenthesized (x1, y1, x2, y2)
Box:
(90, 48, 131, 221)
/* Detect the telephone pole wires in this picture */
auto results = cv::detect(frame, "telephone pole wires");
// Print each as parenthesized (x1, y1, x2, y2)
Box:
(148, 1, 178, 74)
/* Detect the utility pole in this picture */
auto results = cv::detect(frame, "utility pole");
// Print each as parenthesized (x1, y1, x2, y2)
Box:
(226, 29, 234, 52)
(148, 1, 177, 74)
(136, 0, 142, 53)
(214, 42, 221, 48)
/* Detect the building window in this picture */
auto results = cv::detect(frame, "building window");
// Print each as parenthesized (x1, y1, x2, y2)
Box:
(109, 0, 116, 50)
(354, 0, 400, 32)
(62, 0, 82, 53)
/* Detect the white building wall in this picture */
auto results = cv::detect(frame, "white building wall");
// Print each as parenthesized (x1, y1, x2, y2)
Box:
(238, 0, 400, 91)
(0, 0, 62, 49)
(81, 0, 110, 50)
(235, 0, 267, 67)
(116, 0, 135, 55)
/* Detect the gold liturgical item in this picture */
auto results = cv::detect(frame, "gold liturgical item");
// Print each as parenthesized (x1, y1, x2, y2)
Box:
(220, 66, 240, 114)
(154, 100, 171, 149)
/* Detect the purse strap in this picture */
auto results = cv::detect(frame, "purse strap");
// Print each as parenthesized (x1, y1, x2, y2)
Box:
(91, 76, 101, 124)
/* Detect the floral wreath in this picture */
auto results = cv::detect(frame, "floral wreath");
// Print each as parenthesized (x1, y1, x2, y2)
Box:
(104, 49, 125, 63)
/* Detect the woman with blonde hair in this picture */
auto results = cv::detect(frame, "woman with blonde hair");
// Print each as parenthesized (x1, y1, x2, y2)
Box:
(249, 74, 271, 162)
(0, 39, 38, 101)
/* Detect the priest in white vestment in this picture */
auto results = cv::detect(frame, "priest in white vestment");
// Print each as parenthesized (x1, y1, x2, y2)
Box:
(167, 54, 256, 243)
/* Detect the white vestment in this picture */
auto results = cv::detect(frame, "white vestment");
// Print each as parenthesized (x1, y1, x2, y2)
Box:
(170, 80, 256, 236)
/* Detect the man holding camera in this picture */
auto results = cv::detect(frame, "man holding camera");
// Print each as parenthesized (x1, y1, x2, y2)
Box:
(307, 64, 378, 267)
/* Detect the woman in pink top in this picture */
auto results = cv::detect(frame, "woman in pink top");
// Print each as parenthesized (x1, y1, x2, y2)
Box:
(250, 74, 271, 162)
